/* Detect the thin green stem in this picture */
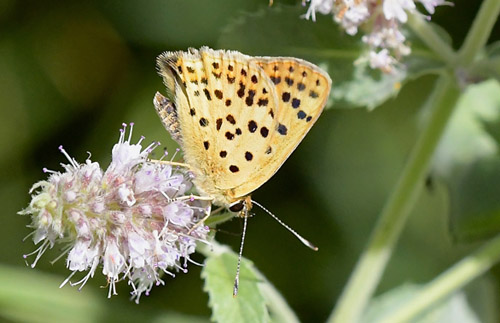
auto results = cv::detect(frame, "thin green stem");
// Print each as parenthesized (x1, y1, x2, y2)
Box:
(380, 233, 500, 323)
(328, 73, 460, 323)
(407, 13, 456, 64)
(458, 0, 500, 67)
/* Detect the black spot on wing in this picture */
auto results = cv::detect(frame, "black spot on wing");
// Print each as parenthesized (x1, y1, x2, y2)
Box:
(214, 89, 223, 100)
(277, 123, 287, 135)
(258, 98, 268, 107)
(237, 82, 245, 98)
(270, 76, 281, 85)
(203, 88, 211, 100)
(245, 90, 256, 106)
(291, 98, 301, 109)
(260, 127, 269, 138)
(226, 114, 236, 125)
(199, 118, 209, 127)
(248, 120, 257, 133)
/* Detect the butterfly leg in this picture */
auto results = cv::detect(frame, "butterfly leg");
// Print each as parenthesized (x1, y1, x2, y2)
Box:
(188, 202, 213, 234)
(149, 159, 193, 170)
(169, 195, 214, 231)
(172, 194, 213, 202)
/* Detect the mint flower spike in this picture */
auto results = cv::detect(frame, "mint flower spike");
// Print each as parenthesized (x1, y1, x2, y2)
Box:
(303, 0, 452, 73)
(19, 123, 211, 302)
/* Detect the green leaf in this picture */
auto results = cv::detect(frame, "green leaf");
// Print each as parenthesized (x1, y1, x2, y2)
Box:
(202, 245, 270, 323)
(432, 79, 500, 242)
(218, 4, 445, 110)
(200, 242, 300, 323)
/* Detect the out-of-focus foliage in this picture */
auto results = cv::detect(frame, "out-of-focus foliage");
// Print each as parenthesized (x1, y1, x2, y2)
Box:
(363, 278, 497, 323)
(435, 80, 500, 242)
(1, 0, 500, 322)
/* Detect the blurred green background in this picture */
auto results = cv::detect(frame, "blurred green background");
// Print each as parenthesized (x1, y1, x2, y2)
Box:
(1, 0, 500, 322)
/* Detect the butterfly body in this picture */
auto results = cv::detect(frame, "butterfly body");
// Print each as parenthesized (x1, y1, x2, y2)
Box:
(155, 47, 331, 208)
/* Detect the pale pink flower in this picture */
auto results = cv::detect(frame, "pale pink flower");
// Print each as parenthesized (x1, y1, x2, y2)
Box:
(303, 0, 450, 72)
(20, 123, 210, 302)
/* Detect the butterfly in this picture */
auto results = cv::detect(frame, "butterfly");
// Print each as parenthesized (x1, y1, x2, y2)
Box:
(154, 47, 331, 212)
(154, 47, 331, 294)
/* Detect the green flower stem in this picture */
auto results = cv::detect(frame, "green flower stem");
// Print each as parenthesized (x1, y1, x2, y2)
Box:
(380, 233, 500, 323)
(407, 13, 456, 64)
(328, 73, 460, 323)
(458, 0, 500, 67)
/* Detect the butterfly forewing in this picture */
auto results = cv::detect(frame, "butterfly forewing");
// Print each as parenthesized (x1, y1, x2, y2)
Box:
(230, 58, 331, 198)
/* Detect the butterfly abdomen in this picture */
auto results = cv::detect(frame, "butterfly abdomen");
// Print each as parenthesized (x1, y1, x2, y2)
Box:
(153, 92, 182, 144)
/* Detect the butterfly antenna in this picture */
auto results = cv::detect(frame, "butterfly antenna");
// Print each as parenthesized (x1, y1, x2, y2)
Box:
(233, 212, 248, 297)
(251, 199, 318, 251)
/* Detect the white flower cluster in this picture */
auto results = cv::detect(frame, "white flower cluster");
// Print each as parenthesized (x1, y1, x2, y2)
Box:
(303, 0, 450, 72)
(20, 123, 210, 302)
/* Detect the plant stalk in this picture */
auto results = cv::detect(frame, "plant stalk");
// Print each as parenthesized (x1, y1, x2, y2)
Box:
(407, 13, 456, 64)
(458, 0, 500, 67)
(328, 73, 460, 323)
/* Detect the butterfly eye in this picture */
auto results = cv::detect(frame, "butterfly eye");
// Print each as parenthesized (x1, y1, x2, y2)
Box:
(229, 201, 245, 213)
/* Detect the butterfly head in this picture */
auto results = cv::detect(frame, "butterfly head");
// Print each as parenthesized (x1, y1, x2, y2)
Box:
(228, 196, 253, 217)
